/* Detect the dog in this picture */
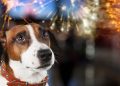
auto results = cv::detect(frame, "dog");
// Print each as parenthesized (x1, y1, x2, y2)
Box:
(0, 23, 55, 86)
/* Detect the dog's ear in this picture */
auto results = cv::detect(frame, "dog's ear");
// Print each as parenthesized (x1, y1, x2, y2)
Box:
(0, 31, 6, 46)
(48, 30, 59, 51)
(0, 31, 7, 64)
(48, 30, 65, 64)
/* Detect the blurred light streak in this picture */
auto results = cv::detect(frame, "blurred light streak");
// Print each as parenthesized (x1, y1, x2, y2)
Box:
(53, 0, 99, 37)
(1, 0, 57, 19)
(0, 0, 99, 37)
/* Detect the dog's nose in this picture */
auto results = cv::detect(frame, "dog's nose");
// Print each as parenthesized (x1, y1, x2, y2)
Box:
(37, 49, 52, 62)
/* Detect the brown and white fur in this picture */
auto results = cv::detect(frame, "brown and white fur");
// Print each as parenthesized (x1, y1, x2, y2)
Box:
(0, 23, 55, 86)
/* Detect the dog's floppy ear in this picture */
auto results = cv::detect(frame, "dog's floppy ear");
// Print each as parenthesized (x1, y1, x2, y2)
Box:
(48, 30, 60, 51)
(48, 30, 64, 63)
(0, 31, 6, 46)
(0, 31, 7, 63)
(0, 31, 9, 65)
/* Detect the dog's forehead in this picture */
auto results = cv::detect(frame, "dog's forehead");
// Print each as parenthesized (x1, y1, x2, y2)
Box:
(8, 25, 26, 33)
(6, 25, 27, 40)
(6, 23, 40, 38)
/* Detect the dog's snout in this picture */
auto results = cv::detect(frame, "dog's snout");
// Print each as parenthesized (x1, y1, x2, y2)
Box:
(37, 49, 52, 62)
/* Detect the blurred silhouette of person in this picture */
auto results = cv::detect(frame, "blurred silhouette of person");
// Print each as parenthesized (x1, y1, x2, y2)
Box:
(58, 27, 88, 86)
(58, 28, 75, 86)
(60, 29, 75, 86)
(58, 28, 87, 86)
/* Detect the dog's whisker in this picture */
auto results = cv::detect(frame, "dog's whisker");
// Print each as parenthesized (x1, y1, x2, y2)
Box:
(55, 59, 59, 64)
(54, 54, 63, 59)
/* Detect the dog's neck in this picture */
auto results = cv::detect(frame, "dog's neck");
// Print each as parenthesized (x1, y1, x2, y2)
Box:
(7, 59, 47, 84)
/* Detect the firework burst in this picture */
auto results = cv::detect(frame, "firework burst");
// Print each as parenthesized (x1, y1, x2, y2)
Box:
(50, 0, 99, 37)
(0, 0, 99, 36)
(0, 0, 56, 29)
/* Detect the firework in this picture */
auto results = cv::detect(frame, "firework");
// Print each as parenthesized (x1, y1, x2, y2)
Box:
(50, 0, 99, 37)
(0, 0, 99, 36)
(0, 0, 56, 29)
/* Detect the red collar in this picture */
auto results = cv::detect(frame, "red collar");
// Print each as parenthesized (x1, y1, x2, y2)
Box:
(1, 63, 48, 86)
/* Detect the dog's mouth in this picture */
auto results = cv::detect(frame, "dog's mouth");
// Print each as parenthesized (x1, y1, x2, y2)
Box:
(26, 63, 51, 69)
(36, 63, 51, 69)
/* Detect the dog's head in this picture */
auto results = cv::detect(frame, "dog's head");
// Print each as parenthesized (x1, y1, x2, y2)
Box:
(0, 23, 55, 70)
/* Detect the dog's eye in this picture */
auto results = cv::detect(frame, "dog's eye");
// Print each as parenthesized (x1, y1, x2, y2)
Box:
(41, 29, 48, 38)
(15, 33, 26, 44)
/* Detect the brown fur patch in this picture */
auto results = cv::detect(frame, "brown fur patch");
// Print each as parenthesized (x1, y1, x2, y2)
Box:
(5, 25, 29, 61)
